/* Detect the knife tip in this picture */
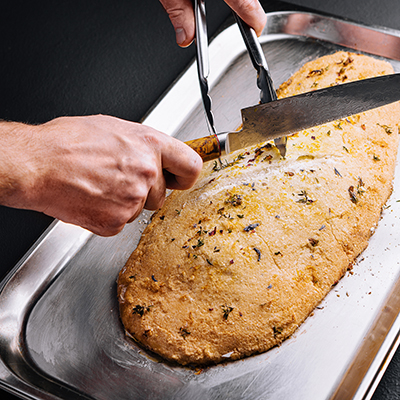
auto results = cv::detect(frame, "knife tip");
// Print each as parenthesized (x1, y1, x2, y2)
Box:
(274, 137, 287, 158)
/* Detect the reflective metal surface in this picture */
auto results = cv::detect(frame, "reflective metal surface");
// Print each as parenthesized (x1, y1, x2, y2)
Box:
(233, 12, 287, 156)
(227, 73, 400, 153)
(195, 0, 216, 134)
(2, 11, 400, 400)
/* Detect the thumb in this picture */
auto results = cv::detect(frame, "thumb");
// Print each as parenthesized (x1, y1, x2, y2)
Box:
(159, 0, 195, 47)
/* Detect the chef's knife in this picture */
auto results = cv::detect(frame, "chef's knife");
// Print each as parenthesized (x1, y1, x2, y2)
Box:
(185, 73, 400, 162)
(233, 13, 287, 157)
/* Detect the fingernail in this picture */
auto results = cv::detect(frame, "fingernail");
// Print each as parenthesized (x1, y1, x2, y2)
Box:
(175, 28, 186, 46)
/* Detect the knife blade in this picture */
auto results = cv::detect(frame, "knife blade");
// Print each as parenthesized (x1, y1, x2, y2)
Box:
(185, 73, 400, 162)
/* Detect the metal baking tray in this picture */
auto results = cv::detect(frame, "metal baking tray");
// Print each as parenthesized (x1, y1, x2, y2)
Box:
(2, 11, 400, 400)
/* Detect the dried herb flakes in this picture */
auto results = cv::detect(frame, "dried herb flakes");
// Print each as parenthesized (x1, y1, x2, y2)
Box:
(244, 223, 260, 232)
(221, 305, 234, 320)
(132, 304, 153, 317)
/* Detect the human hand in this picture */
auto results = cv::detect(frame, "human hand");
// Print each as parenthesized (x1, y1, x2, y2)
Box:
(0, 115, 202, 236)
(159, 0, 267, 47)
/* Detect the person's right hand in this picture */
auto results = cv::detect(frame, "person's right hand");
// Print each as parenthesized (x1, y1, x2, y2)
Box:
(0, 115, 202, 236)
(159, 0, 267, 47)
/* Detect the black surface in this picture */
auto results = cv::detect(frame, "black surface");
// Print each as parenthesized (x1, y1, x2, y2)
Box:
(0, 0, 399, 399)
(0, 0, 232, 277)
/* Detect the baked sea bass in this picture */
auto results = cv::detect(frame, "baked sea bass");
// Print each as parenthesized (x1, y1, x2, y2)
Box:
(118, 51, 400, 365)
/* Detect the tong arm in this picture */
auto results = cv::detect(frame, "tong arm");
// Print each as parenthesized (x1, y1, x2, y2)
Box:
(234, 13, 287, 156)
(194, 0, 216, 134)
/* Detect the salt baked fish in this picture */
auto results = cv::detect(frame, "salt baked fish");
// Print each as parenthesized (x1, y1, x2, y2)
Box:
(118, 51, 400, 365)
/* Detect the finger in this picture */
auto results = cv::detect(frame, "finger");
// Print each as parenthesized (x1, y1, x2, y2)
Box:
(127, 200, 147, 224)
(86, 222, 125, 237)
(144, 173, 167, 210)
(64, 209, 128, 237)
(161, 137, 203, 190)
(225, 0, 267, 36)
(159, 0, 195, 47)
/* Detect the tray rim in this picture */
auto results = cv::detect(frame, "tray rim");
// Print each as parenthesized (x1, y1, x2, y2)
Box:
(2, 9, 400, 400)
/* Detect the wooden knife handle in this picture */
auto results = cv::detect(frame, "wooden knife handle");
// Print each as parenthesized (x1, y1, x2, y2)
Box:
(185, 135, 221, 162)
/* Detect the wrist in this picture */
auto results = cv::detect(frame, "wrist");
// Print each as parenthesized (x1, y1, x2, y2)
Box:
(0, 121, 42, 210)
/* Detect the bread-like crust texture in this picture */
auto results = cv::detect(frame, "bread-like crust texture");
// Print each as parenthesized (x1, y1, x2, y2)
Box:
(118, 51, 400, 365)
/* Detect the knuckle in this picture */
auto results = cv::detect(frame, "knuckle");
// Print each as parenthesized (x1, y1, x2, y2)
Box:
(146, 194, 166, 211)
(167, 7, 185, 21)
(139, 160, 159, 182)
(159, 0, 186, 20)
(100, 225, 125, 237)
(83, 220, 124, 237)
(156, 196, 166, 209)
(142, 131, 163, 148)
(100, 214, 131, 236)
(116, 158, 159, 188)
(85, 207, 135, 237)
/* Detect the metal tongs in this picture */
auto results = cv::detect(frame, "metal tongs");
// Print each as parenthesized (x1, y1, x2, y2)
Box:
(194, 0, 216, 135)
(194, 1, 287, 156)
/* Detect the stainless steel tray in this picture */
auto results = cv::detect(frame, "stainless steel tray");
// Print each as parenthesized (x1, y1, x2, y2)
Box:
(2, 11, 400, 400)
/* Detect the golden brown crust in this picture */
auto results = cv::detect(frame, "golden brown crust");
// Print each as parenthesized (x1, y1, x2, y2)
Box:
(118, 51, 400, 365)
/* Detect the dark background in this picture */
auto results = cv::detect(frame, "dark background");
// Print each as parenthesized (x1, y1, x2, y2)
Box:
(1, 0, 400, 399)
